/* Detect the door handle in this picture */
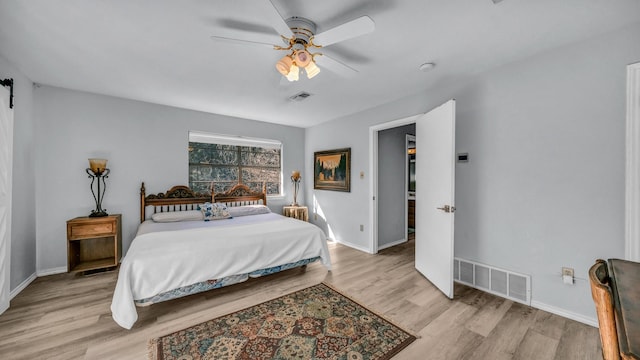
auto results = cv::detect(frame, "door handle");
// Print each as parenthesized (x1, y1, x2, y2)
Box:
(437, 205, 456, 213)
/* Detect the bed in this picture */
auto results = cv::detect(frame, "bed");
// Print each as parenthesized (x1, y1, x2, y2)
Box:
(110, 182, 332, 329)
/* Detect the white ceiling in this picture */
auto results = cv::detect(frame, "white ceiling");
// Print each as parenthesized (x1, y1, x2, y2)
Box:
(1, 0, 640, 128)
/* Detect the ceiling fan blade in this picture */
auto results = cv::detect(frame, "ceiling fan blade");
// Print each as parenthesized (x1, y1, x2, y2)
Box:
(262, 0, 294, 38)
(313, 16, 375, 47)
(315, 54, 358, 78)
(210, 28, 281, 48)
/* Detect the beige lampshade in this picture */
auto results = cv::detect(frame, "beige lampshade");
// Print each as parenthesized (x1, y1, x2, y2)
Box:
(88, 158, 108, 174)
(294, 50, 312, 67)
(276, 55, 293, 76)
(305, 60, 321, 79)
(291, 170, 301, 181)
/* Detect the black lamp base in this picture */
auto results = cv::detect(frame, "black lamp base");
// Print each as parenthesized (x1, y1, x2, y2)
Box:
(89, 210, 109, 217)
(87, 167, 110, 219)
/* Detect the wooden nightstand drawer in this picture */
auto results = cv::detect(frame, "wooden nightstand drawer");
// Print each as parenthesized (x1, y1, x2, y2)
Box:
(68, 221, 115, 239)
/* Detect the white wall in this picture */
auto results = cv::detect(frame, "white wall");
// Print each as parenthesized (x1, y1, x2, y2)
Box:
(305, 22, 640, 322)
(0, 55, 37, 292)
(34, 86, 306, 272)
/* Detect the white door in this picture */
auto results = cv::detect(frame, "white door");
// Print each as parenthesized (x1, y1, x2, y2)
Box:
(415, 100, 456, 298)
(0, 85, 13, 314)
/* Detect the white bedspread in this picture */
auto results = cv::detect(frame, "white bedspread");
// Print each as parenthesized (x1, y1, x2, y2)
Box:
(110, 213, 331, 329)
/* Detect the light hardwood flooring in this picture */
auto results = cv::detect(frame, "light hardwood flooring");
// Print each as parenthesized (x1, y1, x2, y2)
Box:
(0, 240, 602, 359)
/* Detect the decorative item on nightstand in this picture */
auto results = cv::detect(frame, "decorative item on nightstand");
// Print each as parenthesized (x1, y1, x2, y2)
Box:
(86, 158, 110, 217)
(291, 170, 301, 206)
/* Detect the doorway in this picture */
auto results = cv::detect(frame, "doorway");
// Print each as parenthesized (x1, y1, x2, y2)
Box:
(370, 100, 456, 299)
(376, 124, 415, 251)
(369, 114, 422, 254)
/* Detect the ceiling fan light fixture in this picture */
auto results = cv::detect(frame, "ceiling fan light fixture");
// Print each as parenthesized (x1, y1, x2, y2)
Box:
(286, 64, 300, 81)
(276, 55, 294, 76)
(294, 50, 312, 67)
(212, 9, 376, 83)
(305, 60, 321, 79)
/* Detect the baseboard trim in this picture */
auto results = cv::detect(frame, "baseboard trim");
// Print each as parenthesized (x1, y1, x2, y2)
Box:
(10, 272, 37, 300)
(530, 300, 598, 328)
(9, 267, 68, 301)
(330, 238, 373, 254)
(378, 238, 407, 251)
(37, 266, 67, 277)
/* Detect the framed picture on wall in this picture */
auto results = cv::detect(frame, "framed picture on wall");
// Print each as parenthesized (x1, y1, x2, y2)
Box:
(314, 148, 351, 192)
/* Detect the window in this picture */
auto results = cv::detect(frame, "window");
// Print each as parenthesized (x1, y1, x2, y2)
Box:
(188, 131, 282, 195)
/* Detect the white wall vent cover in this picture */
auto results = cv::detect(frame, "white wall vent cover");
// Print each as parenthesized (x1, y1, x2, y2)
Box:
(454, 258, 531, 305)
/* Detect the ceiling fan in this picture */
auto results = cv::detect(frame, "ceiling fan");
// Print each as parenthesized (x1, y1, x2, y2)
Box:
(210, 0, 375, 82)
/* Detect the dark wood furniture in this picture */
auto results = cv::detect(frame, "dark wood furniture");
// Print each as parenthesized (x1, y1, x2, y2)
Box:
(140, 182, 266, 223)
(609, 259, 640, 359)
(589, 259, 640, 360)
(67, 214, 122, 273)
(408, 199, 415, 228)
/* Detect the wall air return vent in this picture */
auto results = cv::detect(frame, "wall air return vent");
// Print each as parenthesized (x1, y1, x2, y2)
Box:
(454, 258, 531, 305)
(289, 91, 312, 102)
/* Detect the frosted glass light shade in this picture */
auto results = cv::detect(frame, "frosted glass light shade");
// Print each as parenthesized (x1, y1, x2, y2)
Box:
(294, 50, 312, 67)
(305, 61, 321, 79)
(88, 158, 108, 174)
(286, 64, 300, 81)
(276, 56, 293, 76)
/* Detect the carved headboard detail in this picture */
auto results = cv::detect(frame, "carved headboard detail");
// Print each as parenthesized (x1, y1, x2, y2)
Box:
(213, 183, 267, 206)
(140, 182, 267, 223)
(146, 185, 211, 201)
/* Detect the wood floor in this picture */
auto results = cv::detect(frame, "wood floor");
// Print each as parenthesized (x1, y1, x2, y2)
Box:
(0, 240, 602, 360)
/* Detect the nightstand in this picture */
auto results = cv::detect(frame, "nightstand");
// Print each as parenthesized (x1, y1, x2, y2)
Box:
(67, 214, 122, 273)
(282, 206, 309, 222)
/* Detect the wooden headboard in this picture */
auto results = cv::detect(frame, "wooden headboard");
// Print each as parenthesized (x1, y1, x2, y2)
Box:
(140, 182, 267, 223)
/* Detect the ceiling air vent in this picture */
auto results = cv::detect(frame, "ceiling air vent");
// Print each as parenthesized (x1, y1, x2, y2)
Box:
(289, 91, 312, 102)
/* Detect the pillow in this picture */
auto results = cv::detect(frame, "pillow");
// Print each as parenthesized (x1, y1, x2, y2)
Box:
(151, 210, 204, 223)
(199, 202, 231, 221)
(227, 204, 271, 217)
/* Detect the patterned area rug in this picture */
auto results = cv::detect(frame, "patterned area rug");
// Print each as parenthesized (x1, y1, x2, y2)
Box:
(149, 283, 416, 360)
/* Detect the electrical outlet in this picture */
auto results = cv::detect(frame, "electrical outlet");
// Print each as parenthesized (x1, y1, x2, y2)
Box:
(314, 213, 318, 221)
(562, 267, 574, 285)
(359, 224, 364, 232)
